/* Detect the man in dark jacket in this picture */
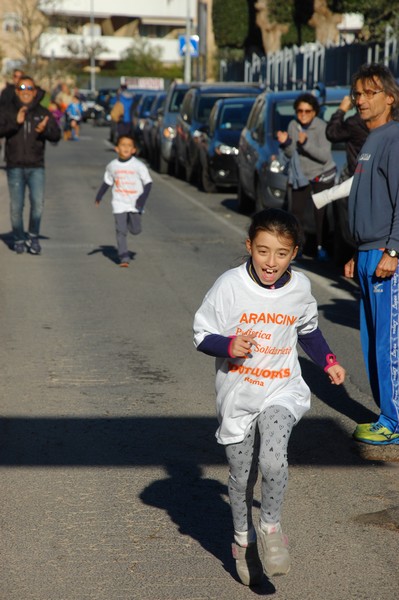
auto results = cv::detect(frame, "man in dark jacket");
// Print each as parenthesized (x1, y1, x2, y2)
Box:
(0, 68, 24, 108)
(325, 95, 369, 177)
(0, 75, 61, 254)
(325, 95, 369, 262)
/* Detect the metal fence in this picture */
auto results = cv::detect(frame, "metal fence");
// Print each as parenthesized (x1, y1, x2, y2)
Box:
(220, 28, 399, 90)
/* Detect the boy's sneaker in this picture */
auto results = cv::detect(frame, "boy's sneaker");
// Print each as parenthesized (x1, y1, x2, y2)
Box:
(353, 422, 399, 445)
(14, 241, 25, 254)
(26, 237, 41, 255)
(259, 524, 290, 577)
(119, 254, 130, 267)
(231, 542, 263, 586)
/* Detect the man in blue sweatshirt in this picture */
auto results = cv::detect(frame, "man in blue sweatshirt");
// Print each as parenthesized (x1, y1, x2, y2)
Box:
(345, 63, 399, 445)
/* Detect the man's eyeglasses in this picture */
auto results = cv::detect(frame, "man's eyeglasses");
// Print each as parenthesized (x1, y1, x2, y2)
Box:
(351, 89, 384, 102)
(296, 109, 313, 114)
(18, 84, 35, 91)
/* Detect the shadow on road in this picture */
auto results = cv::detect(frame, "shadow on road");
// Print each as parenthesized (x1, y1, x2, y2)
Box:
(87, 244, 136, 265)
(0, 231, 47, 252)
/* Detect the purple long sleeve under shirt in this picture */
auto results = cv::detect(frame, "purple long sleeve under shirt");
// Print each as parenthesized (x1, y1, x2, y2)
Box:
(196, 261, 337, 370)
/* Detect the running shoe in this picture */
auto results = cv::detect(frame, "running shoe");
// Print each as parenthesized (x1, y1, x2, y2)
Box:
(26, 237, 41, 255)
(231, 542, 263, 586)
(259, 524, 290, 577)
(353, 422, 399, 445)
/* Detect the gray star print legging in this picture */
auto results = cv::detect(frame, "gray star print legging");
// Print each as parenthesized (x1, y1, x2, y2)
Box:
(224, 405, 295, 532)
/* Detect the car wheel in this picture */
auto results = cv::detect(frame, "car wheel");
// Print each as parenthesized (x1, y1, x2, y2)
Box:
(200, 158, 217, 193)
(159, 153, 168, 175)
(255, 179, 265, 213)
(174, 150, 185, 179)
(237, 178, 254, 215)
(185, 155, 195, 184)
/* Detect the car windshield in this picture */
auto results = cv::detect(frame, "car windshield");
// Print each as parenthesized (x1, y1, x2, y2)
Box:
(271, 100, 297, 138)
(170, 89, 188, 112)
(218, 102, 254, 130)
(141, 95, 156, 112)
(197, 95, 227, 122)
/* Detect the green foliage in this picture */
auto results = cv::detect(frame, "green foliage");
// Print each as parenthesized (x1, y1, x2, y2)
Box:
(269, 0, 315, 47)
(213, 0, 248, 48)
(328, 1, 399, 43)
(107, 38, 183, 80)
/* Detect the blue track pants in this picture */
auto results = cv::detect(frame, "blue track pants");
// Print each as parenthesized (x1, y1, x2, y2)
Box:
(357, 250, 399, 432)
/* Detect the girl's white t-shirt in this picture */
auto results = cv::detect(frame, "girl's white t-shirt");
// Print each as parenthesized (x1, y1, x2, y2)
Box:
(193, 264, 318, 444)
(104, 156, 152, 214)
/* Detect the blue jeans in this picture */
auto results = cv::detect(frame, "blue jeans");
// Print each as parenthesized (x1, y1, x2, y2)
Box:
(6, 167, 45, 242)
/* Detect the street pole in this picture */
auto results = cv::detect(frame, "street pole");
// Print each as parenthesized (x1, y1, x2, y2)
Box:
(90, 0, 96, 93)
(184, 0, 191, 83)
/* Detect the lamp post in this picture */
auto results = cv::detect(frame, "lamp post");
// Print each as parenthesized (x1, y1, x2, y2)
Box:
(90, 0, 96, 93)
(184, 0, 191, 83)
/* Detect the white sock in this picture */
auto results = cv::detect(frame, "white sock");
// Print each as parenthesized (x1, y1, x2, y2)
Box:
(234, 526, 256, 547)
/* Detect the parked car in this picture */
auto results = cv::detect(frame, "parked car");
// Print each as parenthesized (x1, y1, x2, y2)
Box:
(197, 96, 257, 192)
(153, 81, 191, 174)
(142, 92, 167, 165)
(78, 90, 98, 122)
(132, 90, 164, 156)
(174, 82, 264, 185)
(236, 86, 352, 261)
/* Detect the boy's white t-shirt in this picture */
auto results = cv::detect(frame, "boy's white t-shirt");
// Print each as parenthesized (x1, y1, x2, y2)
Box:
(104, 156, 152, 214)
(193, 263, 319, 445)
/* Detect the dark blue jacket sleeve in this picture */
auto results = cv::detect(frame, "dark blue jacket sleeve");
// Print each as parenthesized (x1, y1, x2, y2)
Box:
(298, 327, 335, 368)
(197, 334, 233, 358)
(95, 181, 110, 202)
(136, 182, 152, 212)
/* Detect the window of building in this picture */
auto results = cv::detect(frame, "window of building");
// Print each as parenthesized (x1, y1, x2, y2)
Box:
(3, 13, 22, 33)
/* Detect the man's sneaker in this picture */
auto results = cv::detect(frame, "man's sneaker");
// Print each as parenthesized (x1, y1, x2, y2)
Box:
(259, 524, 290, 577)
(14, 241, 25, 254)
(26, 237, 41, 255)
(353, 422, 399, 445)
(231, 542, 263, 586)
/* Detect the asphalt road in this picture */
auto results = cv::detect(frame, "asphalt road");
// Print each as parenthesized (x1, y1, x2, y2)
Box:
(0, 125, 398, 600)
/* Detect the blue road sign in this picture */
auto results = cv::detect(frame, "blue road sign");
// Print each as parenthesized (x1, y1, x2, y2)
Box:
(178, 35, 199, 58)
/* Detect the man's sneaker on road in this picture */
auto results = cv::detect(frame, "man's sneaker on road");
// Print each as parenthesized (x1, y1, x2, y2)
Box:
(26, 237, 41, 255)
(259, 523, 290, 577)
(14, 241, 25, 254)
(353, 422, 399, 445)
(231, 542, 263, 586)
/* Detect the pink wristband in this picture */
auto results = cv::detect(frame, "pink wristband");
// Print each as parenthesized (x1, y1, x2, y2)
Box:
(324, 353, 339, 372)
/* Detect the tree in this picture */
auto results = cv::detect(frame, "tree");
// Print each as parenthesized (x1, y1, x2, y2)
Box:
(0, 0, 52, 73)
(212, 0, 248, 49)
(115, 38, 182, 80)
(331, 0, 399, 43)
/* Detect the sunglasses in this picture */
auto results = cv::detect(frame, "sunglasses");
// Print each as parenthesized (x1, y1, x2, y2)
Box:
(296, 109, 313, 114)
(18, 84, 35, 91)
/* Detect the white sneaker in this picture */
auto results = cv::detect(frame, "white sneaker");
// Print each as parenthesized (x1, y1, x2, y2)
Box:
(259, 524, 290, 577)
(231, 541, 263, 586)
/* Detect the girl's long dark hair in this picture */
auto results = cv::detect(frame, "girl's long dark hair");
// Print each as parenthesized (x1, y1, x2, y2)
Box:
(248, 208, 303, 248)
